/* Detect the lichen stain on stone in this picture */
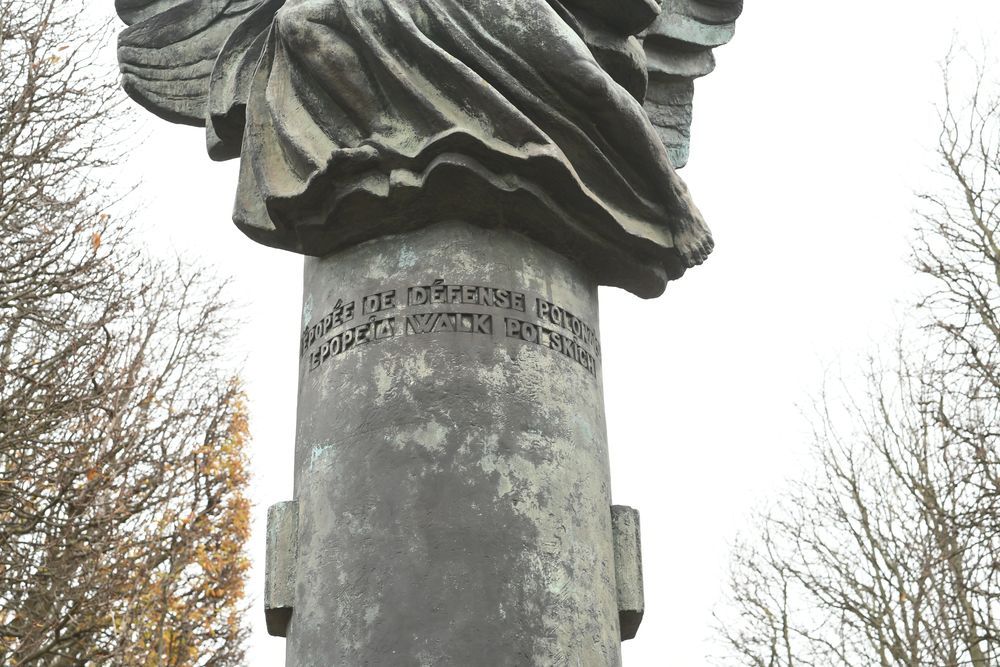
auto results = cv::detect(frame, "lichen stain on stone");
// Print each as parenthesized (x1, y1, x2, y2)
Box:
(312, 360, 347, 405)
(373, 363, 395, 400)
(415, 650, 438, 667)
(477, 446, 559, 521)
(341, 508, 375, 537)
(515, 263, 552, 297)
(570, 413, 596, 443)
(302, 291, 314, 327)
(308, 442, 337, 470)
(364, 603, 380, 626)
(359, 247, 394, 282)
(397, 244, 418, 269)
(493, 466, 515, 499)
(400, 420, 448, 454)
(544, 560, 574, 599)
(400, 349, 435, 381)
(473, 359, 509, 390)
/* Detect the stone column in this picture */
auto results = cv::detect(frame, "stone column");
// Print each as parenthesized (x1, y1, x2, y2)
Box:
(272, 221, 624, 665)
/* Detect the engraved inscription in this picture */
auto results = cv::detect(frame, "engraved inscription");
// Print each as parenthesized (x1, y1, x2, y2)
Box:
(309, 316, 397, 370)
(301, 279, 600, 378)
(535, 298, 601, 358)
(362, 290, 396, 315)
(407, 281, 526, 312)
(504, 317, 598, 376)
(405, 312, 494, 336)
(301, 299, 356, 355)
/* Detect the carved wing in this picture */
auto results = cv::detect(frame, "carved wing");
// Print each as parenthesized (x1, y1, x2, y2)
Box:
(643, 0, 743, 167)
(553, 0, 742, 166)
(116, 0, 275, 128)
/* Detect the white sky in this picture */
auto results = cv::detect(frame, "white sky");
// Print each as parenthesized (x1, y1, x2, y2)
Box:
(108, 1, 1000, 664)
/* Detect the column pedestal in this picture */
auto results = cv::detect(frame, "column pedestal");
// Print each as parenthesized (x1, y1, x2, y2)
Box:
(269, 221, 635, 665)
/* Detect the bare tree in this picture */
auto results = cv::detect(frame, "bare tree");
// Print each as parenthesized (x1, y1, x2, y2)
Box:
(0, 1, 251, 664)
(714, 54, 1000, 667)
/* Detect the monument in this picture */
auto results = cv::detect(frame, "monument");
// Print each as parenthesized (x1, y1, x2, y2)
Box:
(115, 0, 741, 663)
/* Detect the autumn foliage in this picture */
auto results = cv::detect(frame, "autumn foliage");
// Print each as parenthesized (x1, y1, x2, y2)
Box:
(0, 1, 251, 664)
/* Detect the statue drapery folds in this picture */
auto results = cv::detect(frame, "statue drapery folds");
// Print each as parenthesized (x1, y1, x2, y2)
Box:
(117, 0, 740, 297)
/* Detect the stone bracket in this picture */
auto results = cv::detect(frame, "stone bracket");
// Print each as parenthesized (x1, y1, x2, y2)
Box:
(265, 500, 298, 638)
(611, 505, 644, 641)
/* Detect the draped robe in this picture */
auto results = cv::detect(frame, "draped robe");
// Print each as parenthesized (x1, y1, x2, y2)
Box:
(118, 0, 714, 296)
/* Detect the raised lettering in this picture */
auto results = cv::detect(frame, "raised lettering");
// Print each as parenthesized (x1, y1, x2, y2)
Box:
(409, 286, 428, 305)
(432, 313, 457, 333)
(305, 283, 599, 377)
(407, 312, 437, 335)
(472, 313, 493, 335)
(512, 292, 526, 312)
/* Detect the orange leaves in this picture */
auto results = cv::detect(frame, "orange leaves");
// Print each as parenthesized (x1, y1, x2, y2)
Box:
(115, 388, 253, 665)
(89, 213, 110, 251)
(1, 2, 250, 662)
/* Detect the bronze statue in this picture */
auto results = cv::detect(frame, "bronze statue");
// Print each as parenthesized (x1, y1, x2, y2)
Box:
(117, 0, 740, 296)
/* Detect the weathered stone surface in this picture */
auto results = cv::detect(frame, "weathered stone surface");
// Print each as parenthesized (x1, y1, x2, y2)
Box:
(264, 500, 298, 638)
(114, 0, 743, 297)
(290, 221, 620, 665)
(611, 505, 645, 641)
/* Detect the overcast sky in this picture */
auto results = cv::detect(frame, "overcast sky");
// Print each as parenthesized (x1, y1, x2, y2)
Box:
(111, 1, 1000, 664)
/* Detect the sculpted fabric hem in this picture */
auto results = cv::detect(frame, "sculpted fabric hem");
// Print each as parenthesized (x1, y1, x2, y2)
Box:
(119, 0, 716, 297)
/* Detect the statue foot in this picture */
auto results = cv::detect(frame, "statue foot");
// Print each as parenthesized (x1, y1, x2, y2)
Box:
(672, 210, 715, 268)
